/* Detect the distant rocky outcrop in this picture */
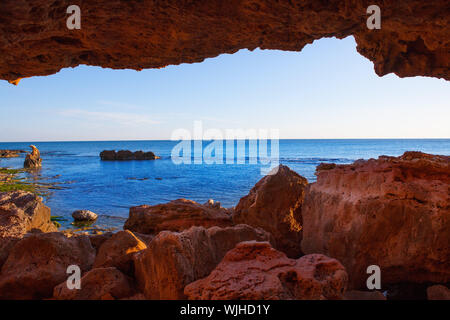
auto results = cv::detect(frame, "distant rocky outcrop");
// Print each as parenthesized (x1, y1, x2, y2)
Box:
(0, 150, 25, 158)
(23, 145, 42, 168)
(124, 199, 233, 234)
(100, 150, 159, 161)
(53, 267, 135, 300)
(301, 151, 450, 288)
(185, 241, 348, 300)
(233, 165, 307, 258)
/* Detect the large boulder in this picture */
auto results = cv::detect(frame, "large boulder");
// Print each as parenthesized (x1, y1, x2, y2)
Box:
(24, 145, 42, 168)
(93, 230, 147, 276)
(0, 232, 95, 299)
(124, 199, 233, 235)
(0, 191, 57, 267)
(134, 224, 272, 299)
(185, 241, 348, 300)
(233, 165, 307, 258)
(53, 267, 135, 300)
(301, 152, 450, 288)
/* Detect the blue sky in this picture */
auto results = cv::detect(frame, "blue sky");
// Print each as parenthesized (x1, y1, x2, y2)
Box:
(0, 36, 449, 142)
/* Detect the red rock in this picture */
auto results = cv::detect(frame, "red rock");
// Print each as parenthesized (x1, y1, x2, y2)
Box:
(93, 230, 147, 276)
(124, 199, 232, 234)
(0, 191, 57, 267)
(301, 152, 450, 288)
(134, 224, 272, 299)
(427, 285, 450, 300)
(185, 241, 347, 300)
(233, 165, 307, 258)
(53, 267, 135, 300)
(0, 232, 95, 299)
(0, 1, 448, 82)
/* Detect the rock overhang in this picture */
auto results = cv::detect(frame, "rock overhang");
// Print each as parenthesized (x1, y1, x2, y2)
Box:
(0, 0, 448, 84)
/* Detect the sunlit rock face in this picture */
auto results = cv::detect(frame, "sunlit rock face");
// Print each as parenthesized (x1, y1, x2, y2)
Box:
(0, 0, 448, 83)
(301, 152, 450, 289)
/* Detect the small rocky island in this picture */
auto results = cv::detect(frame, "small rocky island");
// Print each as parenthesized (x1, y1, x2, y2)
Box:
(100, 150, 159, 161)
(0, 150, 25, 158)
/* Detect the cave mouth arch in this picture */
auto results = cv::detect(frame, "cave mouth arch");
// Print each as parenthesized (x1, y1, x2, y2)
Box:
(0, 0, 448, 84)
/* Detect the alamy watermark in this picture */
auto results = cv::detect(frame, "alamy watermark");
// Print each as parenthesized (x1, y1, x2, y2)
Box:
(170, 121, 279, 175)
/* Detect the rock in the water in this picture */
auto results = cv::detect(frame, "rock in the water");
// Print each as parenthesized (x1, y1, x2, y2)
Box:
(233, 165, 307, 258)
(0, 232, 95, 299)
(125, 199, 233, 235)
(53, 267, 135, 300)
(100, 150, 159, 161)
(134, 224, 272, 299)
(301, 152, 450, 288)
(0, 191, 57, 267)
(185, 241, 348, 300)
(0, 149, 25, 158)
(427, 285, 450, 300)
(72, 210, 98, 222)
(23, 145, 42, 168)
(204, 199, 221, 209)
(94, 230, 147, 276)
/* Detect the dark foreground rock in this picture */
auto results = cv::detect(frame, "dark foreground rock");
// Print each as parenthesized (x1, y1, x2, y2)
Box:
(125, 199, 233, 235)
(53, 267, 135, 300)
(100, 150, 159, 161)
(185, 241, 348, 300)
(301, 151, 450, 288)
(134, 224, 272, 299)
(233, 165, 307, 258)
(0, 232, 95, 299)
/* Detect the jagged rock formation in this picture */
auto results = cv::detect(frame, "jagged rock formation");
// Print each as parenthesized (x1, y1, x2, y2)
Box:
(185, 241, 348, 300)
(125, 199, 233, 235)
(301, 151, 450, 288)
(0, 1, 448, 83)
(23, 145, 42, 168)
(233, 165, 307, 258)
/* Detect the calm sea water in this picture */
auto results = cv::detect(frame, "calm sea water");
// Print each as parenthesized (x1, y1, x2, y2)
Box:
(0, 139, 449, 228)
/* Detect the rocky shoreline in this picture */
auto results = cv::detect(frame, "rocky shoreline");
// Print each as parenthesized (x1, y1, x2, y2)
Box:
(0, 151, 448, 300)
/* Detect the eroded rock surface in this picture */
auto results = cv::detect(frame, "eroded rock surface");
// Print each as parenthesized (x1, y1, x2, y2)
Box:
(233, 165, 307, 258)
(134, 224, 272, 299)
(0, 191, 57, 267)
(125, 199, 233, 235)
(0, 1, 448, 83)
(0, 232, 95, 299)
(185, 241, 348, 300)
(301, 151, 450, 288)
